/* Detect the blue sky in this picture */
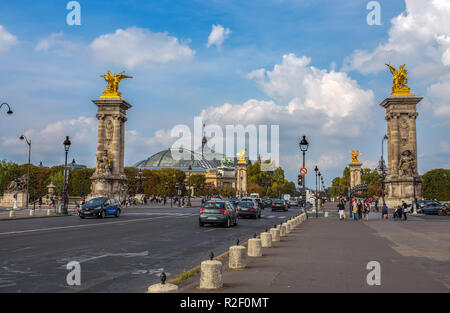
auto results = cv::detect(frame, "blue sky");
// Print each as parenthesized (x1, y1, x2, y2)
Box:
(0, 0, 449, 189)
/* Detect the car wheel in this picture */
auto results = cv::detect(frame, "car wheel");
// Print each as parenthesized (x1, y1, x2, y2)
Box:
(225, 218, 231, 228)
(79, 215, 85, 219)
(98, 210, 105, 219)
(234, 218, 238, 226)
(115, 209, 121, 217)
(199, 221, 204, 227)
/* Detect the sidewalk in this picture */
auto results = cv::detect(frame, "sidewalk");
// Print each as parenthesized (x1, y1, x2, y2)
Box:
(178, 217, 449, 292)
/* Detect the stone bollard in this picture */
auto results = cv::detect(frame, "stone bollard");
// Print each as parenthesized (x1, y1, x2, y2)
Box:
(284, 222, 291, 233)
(270, 228, 280, 242)
(247, 238, 262, 257)
(47, 209, 52, 216)
(324, 212, 329, 218)
(148, 272, 178, 293)
(9, 210, 15, 218)
(260, 232, 272, 248)
(148, 283, 178, 293)
(200, 260, 223, 289)
(229, 245, 247, 269)
(29, 210, 35, 217)
(280, 224, 287, 237)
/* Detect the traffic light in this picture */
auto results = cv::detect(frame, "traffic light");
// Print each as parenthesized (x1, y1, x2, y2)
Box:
(298, 175, 303, 186)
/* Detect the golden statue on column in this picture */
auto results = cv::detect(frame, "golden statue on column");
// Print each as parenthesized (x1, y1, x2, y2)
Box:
(385, 64, 414, 96)
(350, 150, 362, 163)
(100, 70, 133, 98)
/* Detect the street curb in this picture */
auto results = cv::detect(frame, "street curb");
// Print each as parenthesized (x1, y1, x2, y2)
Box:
(0, 214, 73, 221)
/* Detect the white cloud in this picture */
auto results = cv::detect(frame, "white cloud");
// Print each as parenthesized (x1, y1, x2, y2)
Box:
(0, 25, 18, 53)
(90, 27, 195, 69)
(200, 53, 375, 137)
(2, 116, 97, 166)
(206, 24, 231, 49)
(125, 128, 175, 165)
(35, 32, 81, 56)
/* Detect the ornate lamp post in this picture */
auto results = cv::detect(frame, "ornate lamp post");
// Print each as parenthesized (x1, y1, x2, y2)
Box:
(314, 166, 318, 218)
(62, 136, 71, 214)
(318, 171, 322, 211)
(187, 165, 192, 206)
(19, 135, 31, 209)
(412, 175, 418, 215)
(175, 182, 180, 207)
(1, 102, 13, 115)
(299, 135, 309, 207)
(381, 134, 388, 206)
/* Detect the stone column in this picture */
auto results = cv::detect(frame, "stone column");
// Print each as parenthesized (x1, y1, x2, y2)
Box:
(349, 162, 362, 189)
(380, 95, 422, 208)
(236, 161, 248, 197)
(89, 97, 132, 200)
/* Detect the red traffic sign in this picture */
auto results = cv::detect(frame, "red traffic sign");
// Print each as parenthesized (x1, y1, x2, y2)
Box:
(300, 167, 307, 175)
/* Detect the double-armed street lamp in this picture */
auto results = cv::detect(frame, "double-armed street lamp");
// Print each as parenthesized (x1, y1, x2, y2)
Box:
(19, 135, 31, 209)
(1, 102, 13, 115)
(62, 136, 71, 214)
(299, 135, 309, 207)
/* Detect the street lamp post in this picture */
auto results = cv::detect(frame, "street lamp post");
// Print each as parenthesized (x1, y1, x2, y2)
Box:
(19, 135, 31, 210)
(299, 135, 309, 207)
(381, 135, 388, 206)
(412, 175, 418, 215)
(62, 136, 71, 214)
(318, 171, 321, 211)
(176, 182, 180, 207)
(1, 102, 13, 115)
(187, 165, 192, 206)
(314, 166, 318, 218)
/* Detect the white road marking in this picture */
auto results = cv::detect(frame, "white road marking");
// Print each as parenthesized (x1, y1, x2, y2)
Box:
(278, 216, 286, 219)
(0, 215, 176, 236)
(63, 251, 149, 266)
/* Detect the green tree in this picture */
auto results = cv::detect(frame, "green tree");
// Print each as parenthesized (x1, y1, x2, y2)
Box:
(422, 169, 450, 201)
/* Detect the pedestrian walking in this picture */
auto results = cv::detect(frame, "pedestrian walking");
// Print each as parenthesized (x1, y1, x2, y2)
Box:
(352, 202, 359, 220)
(375, 198, 379, 212)
(357, 200, 363, 220)
(364, 200, 370, 220)
(38, 197, 42, 209)
(402, 201, 408, 221)
(337, 200, 345, 220)
(382, 203, 388, 219)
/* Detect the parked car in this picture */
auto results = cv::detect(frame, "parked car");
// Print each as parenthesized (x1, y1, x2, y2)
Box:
(237, 200, 261, 219)
(79, 197, 121, 219)
(272, 199, 288, 212)
(418, 201, 442, 215)
(199, 200, 238, 227)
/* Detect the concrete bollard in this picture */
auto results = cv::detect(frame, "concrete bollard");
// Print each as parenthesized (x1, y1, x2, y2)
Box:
(148, 283, 178, 293)
(284, 222, 291, 233)
(324, 212, 329, 218)
(229, 246, 247, 269)
(200, 260, 223, 289)
(270, 228, 280, 242)
(260, 232, 272, 248)
(280, 224, 287, 237)
(247, 238, 262, 257)
(29, 210, 35, 217)
(9, 210, 15, 218)
(47, 209, 52, 216)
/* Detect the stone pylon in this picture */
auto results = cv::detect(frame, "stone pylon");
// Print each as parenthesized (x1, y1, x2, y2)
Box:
(236, 161, 248, 197)
(349, 162, 362, 190)
(380, 95, 422, 207)
(89, 97, 132, 200)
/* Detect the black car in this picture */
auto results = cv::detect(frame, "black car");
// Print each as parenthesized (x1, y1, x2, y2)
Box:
(272, 199, 288, 211)
(419, 201, 442, 215)
(79, 197, 121, 219)
(199, 200, 238, 227)
(237, 200, 261, 219)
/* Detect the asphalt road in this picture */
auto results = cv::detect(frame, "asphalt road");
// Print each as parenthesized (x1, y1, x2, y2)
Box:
(0, 205, 303, 293)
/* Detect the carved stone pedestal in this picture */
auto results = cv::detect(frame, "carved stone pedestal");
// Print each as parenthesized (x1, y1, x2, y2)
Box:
(349, 162, 362, 190)
(89, 97, 132, 200)
(236, 161, 248, 197)
(380, 95, 422, 207)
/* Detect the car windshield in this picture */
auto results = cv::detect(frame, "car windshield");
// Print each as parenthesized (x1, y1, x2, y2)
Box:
(274, 200, 284, 204)
(84, 198, 106, 206)
(203, 202, 225, 209)
(238, 202, 253, 207)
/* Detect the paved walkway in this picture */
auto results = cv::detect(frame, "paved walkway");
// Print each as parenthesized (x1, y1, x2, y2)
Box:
(179, 217, 449, 292)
